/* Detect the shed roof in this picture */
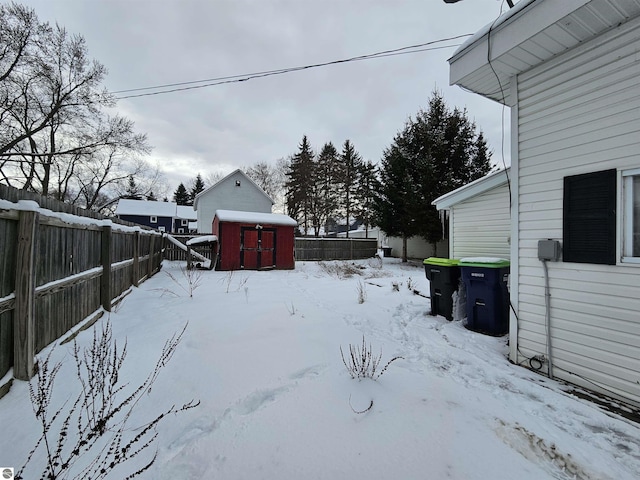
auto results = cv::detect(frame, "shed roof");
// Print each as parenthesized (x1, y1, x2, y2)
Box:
(115, 199, 177, 217)
(432, 168, 510, 210)
(449, 0, 640, 105)
(215, 209, 297, 226)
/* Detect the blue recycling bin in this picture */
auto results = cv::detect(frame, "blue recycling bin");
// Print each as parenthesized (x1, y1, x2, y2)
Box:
(423, 257, 460, 321)
(459, 259, 510, 335)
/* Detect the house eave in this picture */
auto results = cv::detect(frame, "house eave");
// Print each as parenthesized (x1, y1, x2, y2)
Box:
(449, 0, 640, 105)
(433, 168, 510, 211)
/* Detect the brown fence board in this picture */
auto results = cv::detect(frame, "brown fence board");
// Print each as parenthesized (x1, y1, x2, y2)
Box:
(0, 184, 164, 385)
(294, 238, 377, 261)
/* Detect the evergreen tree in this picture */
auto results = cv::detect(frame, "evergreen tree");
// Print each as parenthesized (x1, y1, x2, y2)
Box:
(189, 174, 206, 205)
(374, 90, 493, 260)
(309, 142, 340, 236)
(373, 131, 420, 261)
(355, 160, 378, 236)
(173, 183, 190, 205)
(285, 135, 315, 234)
(122, 175, 142, 200)
(337, 139, 363, 238)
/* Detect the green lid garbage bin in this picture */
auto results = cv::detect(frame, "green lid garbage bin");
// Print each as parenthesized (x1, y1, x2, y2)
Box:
(423, 257, 460, 321)
(459, 258, 510, 335)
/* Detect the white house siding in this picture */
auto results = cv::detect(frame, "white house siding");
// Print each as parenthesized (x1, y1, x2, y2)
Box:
(196, 171, 272, 233)
(384, 236, 448, 260)
(449, 182, 511, 260)
(515, 16, 640, 406)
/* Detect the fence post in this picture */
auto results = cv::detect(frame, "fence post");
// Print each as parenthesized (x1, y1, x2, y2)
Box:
(132, 231, 140, 287)
(148, 234, 155, 278)
(14, 210, 38, 381)
(101, 225, 112, 312)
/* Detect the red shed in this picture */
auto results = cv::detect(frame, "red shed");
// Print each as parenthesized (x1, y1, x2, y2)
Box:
(212, 210, 297, 271)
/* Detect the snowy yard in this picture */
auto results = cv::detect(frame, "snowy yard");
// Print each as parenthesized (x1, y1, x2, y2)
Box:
(1, 258, 639, 479)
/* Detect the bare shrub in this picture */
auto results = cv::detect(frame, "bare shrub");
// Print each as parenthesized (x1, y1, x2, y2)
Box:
(161, 266, 202, 298)
(340, 336, 403, 380)
(17, 319, 199, 480)
(356, 279, 367, 304)
(219, 270, 249, 293)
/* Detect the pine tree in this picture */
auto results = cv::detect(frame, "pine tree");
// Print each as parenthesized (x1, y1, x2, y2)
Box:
(355, 160, 378, 236)
(285, 135, 315, 234)
(373, 90, 493, 260)
(309, 142, 340, 236)
(122, 175, 142, 200)
(189, 174, 206, 205)
(337, 139, 363, 238)
(373, 130, 420, 261)
(173, 183, 190, 205)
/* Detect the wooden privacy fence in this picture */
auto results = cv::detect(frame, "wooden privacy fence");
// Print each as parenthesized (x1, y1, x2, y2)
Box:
(295, 238, 378, 261)
(0, 205, 163, 384)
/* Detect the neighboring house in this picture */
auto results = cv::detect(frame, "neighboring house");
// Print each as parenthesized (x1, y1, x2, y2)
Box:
(433, 168, 511, 260)
(449, 0, 640, 408)
(115, 199, 176, 232)
(115, 200, 197, 234)
(175, 205, 197, 234)
(194, 169, 274, 234)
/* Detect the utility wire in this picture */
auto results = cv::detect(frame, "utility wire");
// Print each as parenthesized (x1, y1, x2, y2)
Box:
(113, 34, 472, 100)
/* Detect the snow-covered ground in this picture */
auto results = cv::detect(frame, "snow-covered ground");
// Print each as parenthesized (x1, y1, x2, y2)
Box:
(1, 258, 640, 479)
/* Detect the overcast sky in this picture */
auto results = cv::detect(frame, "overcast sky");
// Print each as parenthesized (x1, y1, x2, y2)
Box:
(23, 0, 513, 195)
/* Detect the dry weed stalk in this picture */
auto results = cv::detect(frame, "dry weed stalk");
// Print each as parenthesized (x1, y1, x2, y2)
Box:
(340, 336, 403, 381)
(18, 319, 199, 480)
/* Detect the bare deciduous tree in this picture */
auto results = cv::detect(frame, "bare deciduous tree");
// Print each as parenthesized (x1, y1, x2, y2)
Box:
(0, 2, 161, 212)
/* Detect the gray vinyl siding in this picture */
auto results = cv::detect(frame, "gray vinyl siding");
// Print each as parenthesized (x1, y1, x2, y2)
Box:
(450, 182, 511, 260)
(516, 16, 640, 406)
(196, 171, 272, 233)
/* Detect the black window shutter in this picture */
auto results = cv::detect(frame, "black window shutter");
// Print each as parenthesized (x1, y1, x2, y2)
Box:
(563, 169, 616, 265)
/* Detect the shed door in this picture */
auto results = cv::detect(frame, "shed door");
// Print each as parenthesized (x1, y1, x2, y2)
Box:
(241, 228, 259, 269)
(241, 228, 277, 269)
(260, 229, 276, 269)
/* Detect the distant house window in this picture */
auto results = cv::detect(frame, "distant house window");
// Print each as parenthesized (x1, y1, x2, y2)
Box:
(178, 228, 185, 234)
(150, 216, 158, 223)
(622, 168, 640, 262)
(563, 169, 616, 265)
(181, 219, 188, 226)
(235, 180, 241, 186)
(158, 226, 166, 232)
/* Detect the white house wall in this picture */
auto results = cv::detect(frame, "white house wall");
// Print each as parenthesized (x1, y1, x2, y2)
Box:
(449, 182, 511, 260)
(384, 236, 448, 260)
(196, 171, 272, 233)
(516, 16, 640, 406)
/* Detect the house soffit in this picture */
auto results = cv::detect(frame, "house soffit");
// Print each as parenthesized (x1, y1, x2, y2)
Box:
(449, 0, 640, 105)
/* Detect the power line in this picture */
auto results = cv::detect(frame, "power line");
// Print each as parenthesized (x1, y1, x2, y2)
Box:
(113, 34, 472, 100)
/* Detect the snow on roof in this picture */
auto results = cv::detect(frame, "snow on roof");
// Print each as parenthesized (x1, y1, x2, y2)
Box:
(186, 235, 218, 246)
(215, 209, 297, 226)
(115, 199, 177, 217)
(176, 205, 196, 219)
